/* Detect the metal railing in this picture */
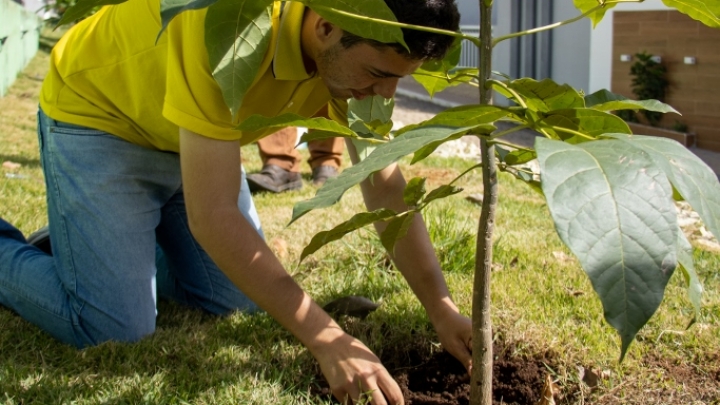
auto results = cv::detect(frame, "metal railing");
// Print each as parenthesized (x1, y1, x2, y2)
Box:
(0, 0, 43, 97)
(458, 25, 480, 68)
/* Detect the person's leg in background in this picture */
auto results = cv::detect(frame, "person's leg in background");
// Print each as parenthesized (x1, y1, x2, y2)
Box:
(247, 127, 303, 193)
(307, 137, 344, 186)
(247, 128, 343, 192)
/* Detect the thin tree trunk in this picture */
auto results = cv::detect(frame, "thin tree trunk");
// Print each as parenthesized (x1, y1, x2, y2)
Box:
(470, 1, 496, 404)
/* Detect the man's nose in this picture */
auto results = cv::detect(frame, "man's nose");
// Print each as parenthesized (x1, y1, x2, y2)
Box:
(372, 77, 399, 99)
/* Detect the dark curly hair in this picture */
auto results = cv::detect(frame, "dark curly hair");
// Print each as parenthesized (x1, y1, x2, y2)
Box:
(338, 0, 460, 61)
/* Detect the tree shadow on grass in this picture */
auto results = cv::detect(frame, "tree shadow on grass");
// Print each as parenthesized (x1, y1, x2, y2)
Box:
(0, 296, 413, 401)
(0, 295, 458, 404)
(0, 301, 315, 403)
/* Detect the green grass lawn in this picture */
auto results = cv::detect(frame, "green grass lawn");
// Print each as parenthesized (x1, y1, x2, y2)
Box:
(1, 30, 719, 405)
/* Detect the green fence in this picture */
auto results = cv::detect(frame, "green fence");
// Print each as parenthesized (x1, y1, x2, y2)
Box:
(0, 0, 43, 97)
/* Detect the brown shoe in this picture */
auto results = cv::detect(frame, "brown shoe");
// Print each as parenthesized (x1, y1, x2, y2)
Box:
(312, 165, 339, 186)
(246, 164, 303, 193)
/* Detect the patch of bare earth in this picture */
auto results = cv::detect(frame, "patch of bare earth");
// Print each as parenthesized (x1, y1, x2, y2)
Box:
(311, 337, 554, 405)
(309, 335, 720, 405)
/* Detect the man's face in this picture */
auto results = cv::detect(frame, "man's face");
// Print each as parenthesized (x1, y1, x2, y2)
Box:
(315, 41, 423, 100)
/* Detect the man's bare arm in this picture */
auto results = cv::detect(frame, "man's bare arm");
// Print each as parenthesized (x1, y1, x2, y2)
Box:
(346, 138, 473, 370)
(178, 128, 403, 404)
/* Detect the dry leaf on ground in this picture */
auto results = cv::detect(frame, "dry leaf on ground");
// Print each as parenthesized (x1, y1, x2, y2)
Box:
(538, 373, 559, 405)
(2, 161, 21, 170)
(270, 237, 289, 259)
(577, 365, 601, 390)
(322, 296, 380, 319)
(465, 193, 483, 205)
(552, 251, 573, 263)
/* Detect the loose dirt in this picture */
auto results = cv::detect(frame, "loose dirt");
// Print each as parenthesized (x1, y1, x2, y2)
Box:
(311, 338, 553, 405)
(309, 334, 720, 404)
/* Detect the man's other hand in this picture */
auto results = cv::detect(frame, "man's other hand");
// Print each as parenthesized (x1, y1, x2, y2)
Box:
(314, 332, 403, 405)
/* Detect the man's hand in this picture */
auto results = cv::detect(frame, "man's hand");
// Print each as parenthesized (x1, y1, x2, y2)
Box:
(312, 332, 403, 405)
(345, 137, 472, 375)
(432, 310, 472, 373)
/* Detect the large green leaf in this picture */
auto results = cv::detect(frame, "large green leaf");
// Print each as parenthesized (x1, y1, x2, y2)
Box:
(349, 96, 394, 126)
(572, 0, 616, 27)
(410, 132, 470, 164)
(160, 0, 218, 36)
(291, 125, 474, 223)
(509, 78, 585, 113)
(348, 96, 395, 159)
(536, 137, 678, 361)
(397, 105, 508, 136)
(57, 0, 127, 26)
(502, 149, 536, 166)
(205, 0, 273, 116)
(411, 39, 478, 97)
(677, 230, 703, 324)
(585, 89, 680, 115)
(412, 68, 479, 98)
(348, 96, 395, 141)
(300, 0, 406, 47)
(358, 120, 394, 138)
(422, 184, 463, 204)
(604, 134, 720, 241)
(237, 113, 357, 137)
(662, 0, 720, 28)
(300, 209, 397, 261)
(403, 177, 427, 207)
(380, 212, 415, 254)
(539, 108, 631, 142)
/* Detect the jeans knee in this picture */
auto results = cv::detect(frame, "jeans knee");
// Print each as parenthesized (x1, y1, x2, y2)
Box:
(72, 311, 156, 347)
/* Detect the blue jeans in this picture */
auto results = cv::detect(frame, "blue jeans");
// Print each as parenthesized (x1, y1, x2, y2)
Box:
(0, 109, 263, 347)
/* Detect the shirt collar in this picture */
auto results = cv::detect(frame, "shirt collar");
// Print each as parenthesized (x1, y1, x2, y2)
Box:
(272, 1, 313, 81)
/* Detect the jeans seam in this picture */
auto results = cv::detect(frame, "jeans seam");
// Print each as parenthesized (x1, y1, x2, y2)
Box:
(43, 124, 85, 320)
(0, 281, 73, 322)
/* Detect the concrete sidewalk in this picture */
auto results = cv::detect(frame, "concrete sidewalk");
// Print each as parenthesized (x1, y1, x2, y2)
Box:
(396, 77, 720, 178)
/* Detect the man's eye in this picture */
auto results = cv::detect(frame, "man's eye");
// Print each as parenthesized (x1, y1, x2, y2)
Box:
(369, 71, 384, 78)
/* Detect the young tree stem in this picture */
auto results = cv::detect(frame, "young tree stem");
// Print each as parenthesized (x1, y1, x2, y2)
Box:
(470, 0, 495, 404)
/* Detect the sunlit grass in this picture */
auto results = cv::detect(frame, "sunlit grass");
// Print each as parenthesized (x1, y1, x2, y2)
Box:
(1, 31, 719, 404)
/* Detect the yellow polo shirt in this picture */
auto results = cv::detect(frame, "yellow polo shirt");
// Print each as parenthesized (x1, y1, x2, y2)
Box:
(40, 0, 348, 152)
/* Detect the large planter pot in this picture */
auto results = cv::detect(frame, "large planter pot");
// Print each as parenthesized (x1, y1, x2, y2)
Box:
(628, 122, 696, 147)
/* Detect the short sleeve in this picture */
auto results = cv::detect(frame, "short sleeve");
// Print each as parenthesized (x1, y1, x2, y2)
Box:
(162, 8, 245, 140)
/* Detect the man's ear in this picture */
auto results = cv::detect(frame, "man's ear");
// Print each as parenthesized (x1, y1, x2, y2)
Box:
(313, 16, 342, 45)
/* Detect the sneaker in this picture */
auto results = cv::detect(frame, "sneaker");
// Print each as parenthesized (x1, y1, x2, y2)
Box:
(246, 164, 303, 193)
(27, 225, 52, 255)
(311, 166, 339, 186)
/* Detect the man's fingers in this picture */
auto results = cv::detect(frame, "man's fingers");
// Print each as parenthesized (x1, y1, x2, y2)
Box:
(457, 344, 472, 372)
(376, 370, 403, 405)
(332, 388, 351, 405)
(368, 388, 389, 405)
(333, 375, 401, 405)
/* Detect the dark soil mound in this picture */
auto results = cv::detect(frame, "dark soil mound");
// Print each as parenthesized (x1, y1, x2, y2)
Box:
(311, 339, 554, 405)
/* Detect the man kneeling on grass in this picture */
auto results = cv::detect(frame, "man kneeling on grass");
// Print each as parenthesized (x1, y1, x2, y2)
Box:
(0, 0, 471, 402)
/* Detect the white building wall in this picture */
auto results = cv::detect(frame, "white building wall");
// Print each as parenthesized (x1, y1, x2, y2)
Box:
(589, 0, 671, 93)
(457, 0, 479, 26)
(551, 0, 591, 93)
